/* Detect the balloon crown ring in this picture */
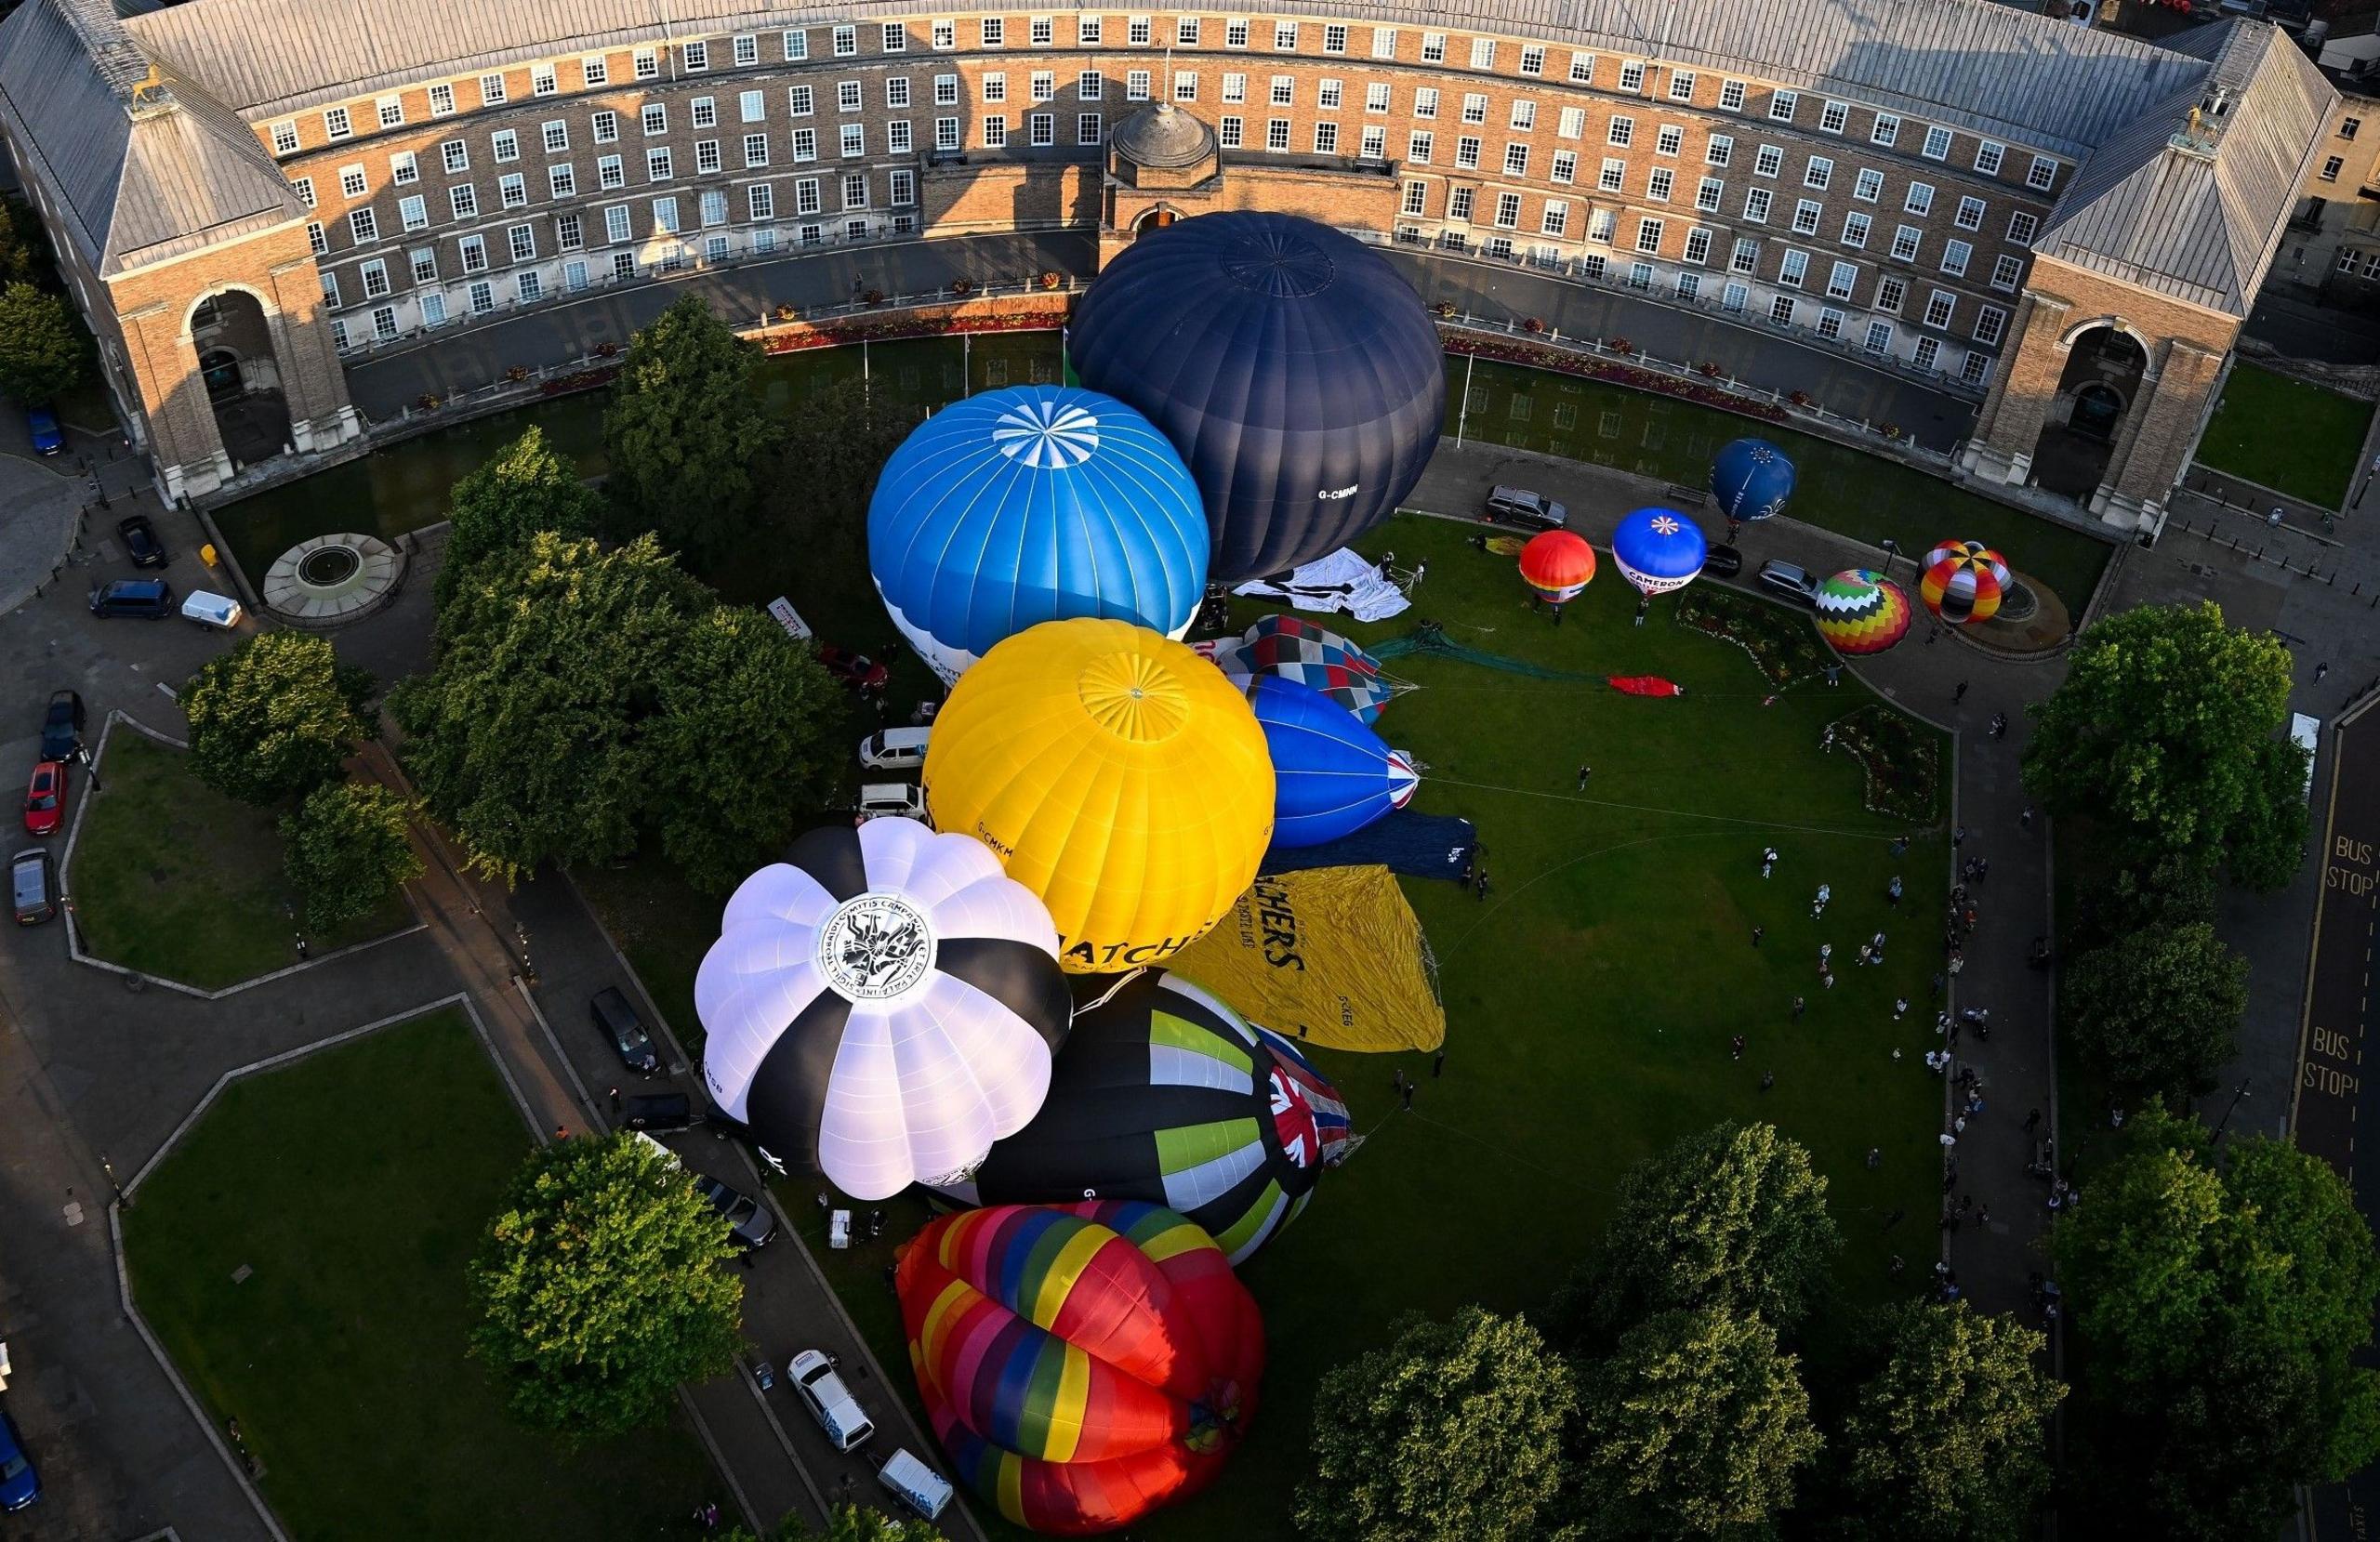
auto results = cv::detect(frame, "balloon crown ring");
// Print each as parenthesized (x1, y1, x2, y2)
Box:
(815, 892, 937, 1002)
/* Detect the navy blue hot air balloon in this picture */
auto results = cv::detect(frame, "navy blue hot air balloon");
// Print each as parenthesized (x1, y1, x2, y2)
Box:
(1068, 211, 1448, 582)
(1246, 675, 1419, 847)
(867, 386, 1209, 683)
(1712, 438, 1797, 525)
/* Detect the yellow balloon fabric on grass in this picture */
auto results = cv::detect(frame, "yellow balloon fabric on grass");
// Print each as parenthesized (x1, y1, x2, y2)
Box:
(924, 618, 1276, 974)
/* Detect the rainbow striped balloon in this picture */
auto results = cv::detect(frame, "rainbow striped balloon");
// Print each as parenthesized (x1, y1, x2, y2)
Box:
(1918, 540, 2011, 626)
(899, 1201, 1265, 1535)
(1814, 568, 1913, 655)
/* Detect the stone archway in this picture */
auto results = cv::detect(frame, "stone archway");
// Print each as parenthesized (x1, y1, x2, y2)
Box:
(184, 287, 294, 473)
(1132, 205, 1183, 238)
(2028, 325, 2149, 501)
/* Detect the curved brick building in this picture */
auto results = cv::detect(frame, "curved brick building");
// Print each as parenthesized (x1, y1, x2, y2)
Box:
(0, 0, 2336, 528)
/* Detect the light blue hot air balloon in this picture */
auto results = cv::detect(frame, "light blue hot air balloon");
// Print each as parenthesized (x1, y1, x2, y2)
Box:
(867, 386, 1210, 683)
(1246, 675, 1420, 847)
(1712, 438, 1796, 526)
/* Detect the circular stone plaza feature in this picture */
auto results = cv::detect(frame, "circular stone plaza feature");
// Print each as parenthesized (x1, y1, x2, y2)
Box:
(262, 534, 403, 626)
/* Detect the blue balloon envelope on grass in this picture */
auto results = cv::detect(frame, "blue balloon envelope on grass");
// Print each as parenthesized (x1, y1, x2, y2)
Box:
(867, 385, 1210, 683)
(1712, 438, 1796, 524)
(1246, 675, 1421, 847)
(1611, 507, 1710, 597)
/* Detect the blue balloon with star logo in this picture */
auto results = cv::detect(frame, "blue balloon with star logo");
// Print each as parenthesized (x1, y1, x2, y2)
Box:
(868, 385, 1210, 684)
(1611, 507, 1711, 598)
(1711, 437, 1796, 524)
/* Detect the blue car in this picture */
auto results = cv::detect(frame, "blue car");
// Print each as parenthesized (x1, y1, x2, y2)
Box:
(24, 407, 63, 456)
(0, 1406, 38, 1511)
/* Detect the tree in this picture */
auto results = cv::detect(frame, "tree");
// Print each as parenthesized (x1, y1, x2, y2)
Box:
(182, 631, 371, 804)
(1826, 1302, 2063, 1540)
(642, 603, 844, 891)
(601, 294, 778, 569)
(1555, 1121, 1839, 1347)
(436, 425, 602, 604)
(0, 281, 87, 405)
(2074, 845, 2216, 947)
(2022, 600, 2305, 887)
(1295, 1306, 1577, 1542)
(280, 782, 422, 932)
(719, 1505, 947, 1542)
(395, 532, 709, 882)
(2059, 921, 2247, 1100)
(759, 376, 921, 592)
(468, 1133, 743, 1439)
(2056, 1108, 2380, 1538)
(1567, 1306, 1821, 1537)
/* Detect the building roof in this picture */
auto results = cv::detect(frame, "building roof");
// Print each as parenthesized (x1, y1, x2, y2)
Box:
(2036, 21, 2336, 316)
(125, 0, 2207, 160)
(0, 0, 305, 279)
(1111, 103, 1219, 170)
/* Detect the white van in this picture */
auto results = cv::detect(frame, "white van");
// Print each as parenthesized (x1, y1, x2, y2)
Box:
(856, 784, 928, 823)
(859, 726, 932, 771)
(878, 1447, 954, 1521)
(789, 1349, 875, 1452)
(180, 590, 244, 629)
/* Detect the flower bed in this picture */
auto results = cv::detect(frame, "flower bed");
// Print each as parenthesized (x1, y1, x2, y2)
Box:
(1826, 703, 1942, 821)
(539, 366, 619, 396)
(1672, 586, 1830, 685)
(758, 304, 1070, 355)
(1442, 331, 1792, 424)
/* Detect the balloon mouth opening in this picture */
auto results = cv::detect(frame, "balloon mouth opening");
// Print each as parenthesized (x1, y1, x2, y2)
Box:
(1183, 1384, 1249, 1450)
(815, 891, 939, 1003)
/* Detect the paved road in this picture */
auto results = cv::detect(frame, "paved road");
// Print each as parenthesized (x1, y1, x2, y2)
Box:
(2294, 694, 2380, 1542)
(1415, 439, 2068, 1318)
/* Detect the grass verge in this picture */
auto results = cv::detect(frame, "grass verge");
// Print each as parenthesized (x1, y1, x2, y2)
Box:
(122, 1007, 721, 1542)
(2194, 362, 2373, 509)
(67, 732, 410, 989)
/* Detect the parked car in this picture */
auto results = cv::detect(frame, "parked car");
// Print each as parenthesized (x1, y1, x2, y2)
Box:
(0, 1404, 39, 1511)
(23, 406, 61, 457)
(694, 1173, 779, 1250)
(590, 985, 659, 1075)
(181, 590, 243, 629)
(878, 1448, 955, 1522)
(21, 762, 64, 837)
(116, 514, 168, 569)
(816, 645, 890, 692)
(856, 783, 929, 824)
(1703, 544, 1744, 579)
(87, 578, 173, 619)
(789, 1349, 876, 1452)
(1756, 560, 1822, 606)
(1484, 485, 1568, 531)
(621, 1090, 694, 1131)
(10, 848, 56, 926)
(858, 726, 932, 771)
(38, 690, 84, 761)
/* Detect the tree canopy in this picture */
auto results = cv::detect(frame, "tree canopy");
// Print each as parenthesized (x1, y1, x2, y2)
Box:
(181, 631, 372, 805)
(468, 1133, 743, 1439)
(720, 1505, 946, 1542)
(396, 531, 841, 888)
(1558, 1121, 1840, 1346)
(437, 425, 602, 605)
(1567, 1306, 1821, 1538)
(1295, 1306, 1578, 1542)
(281, 781, 422, 933)
(601, 294, 779, 569)
(0, 281, 88, 406)
(1826, 1302, 2062, 1540)
(2056, 1108, 2380, 1538)
(2058, 920, 2248, 1100)
(2022, 600, 2306, 887)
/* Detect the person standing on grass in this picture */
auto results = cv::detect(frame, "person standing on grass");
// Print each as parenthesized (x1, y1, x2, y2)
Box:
(1752, 925, 1765, 947)
(1888, 875, 1903, 905)
(1731, 1034, 1747, 1060)
(1792, 995, 1806, 1022)
(1577, 764, 1593, 791)
(1813, 882, 1831, 917)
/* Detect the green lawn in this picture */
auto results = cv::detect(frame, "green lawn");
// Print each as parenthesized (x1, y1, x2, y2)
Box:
(593, 511, 1952, 1542)
(123, 1008, 721, 1542)
(68, 733, 412, 988)
(2194, 362, 2374, 509)
(1449, 357, 2118, 613)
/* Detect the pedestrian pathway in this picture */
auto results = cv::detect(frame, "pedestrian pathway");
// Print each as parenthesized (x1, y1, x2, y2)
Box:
(1418, 442, 2069, 1317)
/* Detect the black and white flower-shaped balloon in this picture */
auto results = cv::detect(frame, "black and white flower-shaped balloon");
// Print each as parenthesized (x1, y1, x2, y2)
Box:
(697, 819, 1073, 1200)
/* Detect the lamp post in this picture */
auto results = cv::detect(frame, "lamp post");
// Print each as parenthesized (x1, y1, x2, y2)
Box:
(1878, 538, 1900, 583)
(2212, 1077, 2252, 1142)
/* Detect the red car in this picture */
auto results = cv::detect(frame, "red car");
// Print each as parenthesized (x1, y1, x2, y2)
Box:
(815, 644, 889, 693)
(22, 760, 65, 837)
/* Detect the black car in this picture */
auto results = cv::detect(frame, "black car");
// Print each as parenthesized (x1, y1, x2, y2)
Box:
(38, 691, 84, 761)
(1484, 485, 1568, 531)
(1703, 544, 1744, 579)
(116, 514, 168, 569)
(694, 1174, 779, 1249)
(590, 985, 659, 1074)
(622, 1091, 694, 1130)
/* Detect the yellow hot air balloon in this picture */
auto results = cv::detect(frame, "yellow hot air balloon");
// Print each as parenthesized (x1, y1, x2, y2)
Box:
(923, 617, 1275, 974)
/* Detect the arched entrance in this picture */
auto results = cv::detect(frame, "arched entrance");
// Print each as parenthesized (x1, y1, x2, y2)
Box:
(2029, 325, 2148, 501)
(185, 288, 293, 472)
(1132, 206, 1180, 238)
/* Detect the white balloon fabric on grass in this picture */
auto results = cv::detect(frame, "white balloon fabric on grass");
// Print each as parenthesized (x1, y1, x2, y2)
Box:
(696, 818, 1073, 1201)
